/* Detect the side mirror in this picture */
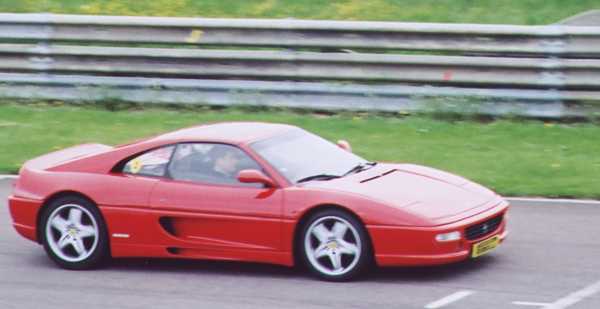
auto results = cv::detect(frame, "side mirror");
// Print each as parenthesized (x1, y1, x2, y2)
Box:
(237, 169, 276, 187)
(337, 140, 352, 152)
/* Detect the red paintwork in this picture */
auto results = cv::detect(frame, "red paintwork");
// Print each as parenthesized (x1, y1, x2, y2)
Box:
(7, 122, 509, 267)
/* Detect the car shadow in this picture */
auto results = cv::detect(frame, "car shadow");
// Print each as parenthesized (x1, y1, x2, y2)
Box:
(369, 255, 499, 283)
(106, 254, 499, 283)
(108, 258, 299, 280)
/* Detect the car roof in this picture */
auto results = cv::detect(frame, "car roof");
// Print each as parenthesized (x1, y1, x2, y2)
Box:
(149, 122, 296, 144)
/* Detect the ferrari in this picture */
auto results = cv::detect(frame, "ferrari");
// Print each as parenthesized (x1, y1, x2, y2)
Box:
(8, 122, 508, 281)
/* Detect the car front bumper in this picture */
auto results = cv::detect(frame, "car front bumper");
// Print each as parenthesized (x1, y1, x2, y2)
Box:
(368, 199, 509, 267)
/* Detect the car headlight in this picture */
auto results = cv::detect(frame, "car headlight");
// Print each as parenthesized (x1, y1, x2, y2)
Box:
(435, 231, 461, 242)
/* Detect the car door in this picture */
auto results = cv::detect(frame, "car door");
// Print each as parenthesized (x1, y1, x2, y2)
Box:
(101, 145, 177, 247)
(105, 145, 176, 209)
(148, 143, 284, 253)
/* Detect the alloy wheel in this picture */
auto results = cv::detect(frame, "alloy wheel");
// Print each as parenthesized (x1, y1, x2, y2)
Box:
(45, 204, 99, 263)
(304, 215, 362, 277)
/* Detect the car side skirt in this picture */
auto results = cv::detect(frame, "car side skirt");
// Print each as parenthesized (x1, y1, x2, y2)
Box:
(101, 206, 295, 267)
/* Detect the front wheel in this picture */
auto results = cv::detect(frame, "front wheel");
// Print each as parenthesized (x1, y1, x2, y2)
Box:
(300, 209, 372, 281)
(40, 196, 109, 270)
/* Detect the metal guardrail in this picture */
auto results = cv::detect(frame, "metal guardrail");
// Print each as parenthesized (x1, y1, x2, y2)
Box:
(1, 13, 600, 56)
(0, 13, 599, 118)
(1, 44, 599, 88)
(1, 73, 597, 118)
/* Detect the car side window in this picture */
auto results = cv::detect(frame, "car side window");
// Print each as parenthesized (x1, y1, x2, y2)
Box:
(168, 143, 262, 187)
(123, 146, 175, 177)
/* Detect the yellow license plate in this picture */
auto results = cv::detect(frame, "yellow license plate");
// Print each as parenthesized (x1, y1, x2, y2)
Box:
(471, 235, 500, 258)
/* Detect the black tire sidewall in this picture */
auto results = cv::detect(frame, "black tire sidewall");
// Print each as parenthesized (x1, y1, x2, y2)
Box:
(40, 196, 109, 270)
(299, 209, 372, 282)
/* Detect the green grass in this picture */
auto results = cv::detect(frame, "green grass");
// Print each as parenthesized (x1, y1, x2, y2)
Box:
(0, 0, 598, 25)
(1, 102, 599, 198)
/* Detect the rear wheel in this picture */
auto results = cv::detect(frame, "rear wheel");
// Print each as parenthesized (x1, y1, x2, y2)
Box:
(40, 196, 109, 270)
(300, 209, 372, 281)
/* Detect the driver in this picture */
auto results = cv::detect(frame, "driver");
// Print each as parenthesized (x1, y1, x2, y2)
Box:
(207, 146, 242, 184)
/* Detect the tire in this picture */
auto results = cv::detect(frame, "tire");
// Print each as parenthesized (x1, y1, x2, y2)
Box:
(299, 209, 372, 281)
(40, 195, 109, 270)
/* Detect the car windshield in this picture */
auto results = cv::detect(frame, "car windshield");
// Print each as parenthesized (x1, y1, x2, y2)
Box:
(250, 129, 369, 184)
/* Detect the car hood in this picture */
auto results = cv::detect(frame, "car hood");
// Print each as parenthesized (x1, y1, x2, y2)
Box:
(303, 163, 499, 225)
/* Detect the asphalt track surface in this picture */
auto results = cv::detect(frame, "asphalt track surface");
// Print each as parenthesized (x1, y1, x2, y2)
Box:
(1, 178, 600, 309)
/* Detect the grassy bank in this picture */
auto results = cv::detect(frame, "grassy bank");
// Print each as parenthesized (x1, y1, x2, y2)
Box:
(0, 0, 598, 25)
(0, 102, 599, 198)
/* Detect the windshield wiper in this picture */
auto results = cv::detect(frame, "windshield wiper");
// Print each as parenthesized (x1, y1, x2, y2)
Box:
(342, 161, 377, 177)
(296, 174, 341, 183)
(296, 162, 377, 183)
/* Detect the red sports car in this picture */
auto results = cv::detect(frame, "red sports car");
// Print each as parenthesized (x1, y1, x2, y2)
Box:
(8, 122, 508, 281)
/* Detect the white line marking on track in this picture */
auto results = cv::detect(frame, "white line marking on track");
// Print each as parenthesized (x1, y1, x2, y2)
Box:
(545, 280, 600, 309)
(424, 290, 475, 309)
(512, 301, 551, 307)
(507, 197, 600, 206)
(0, 175, 18, 180)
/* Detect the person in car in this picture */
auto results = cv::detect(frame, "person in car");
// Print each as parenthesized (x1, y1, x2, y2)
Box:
(207, 146, 243, 184)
